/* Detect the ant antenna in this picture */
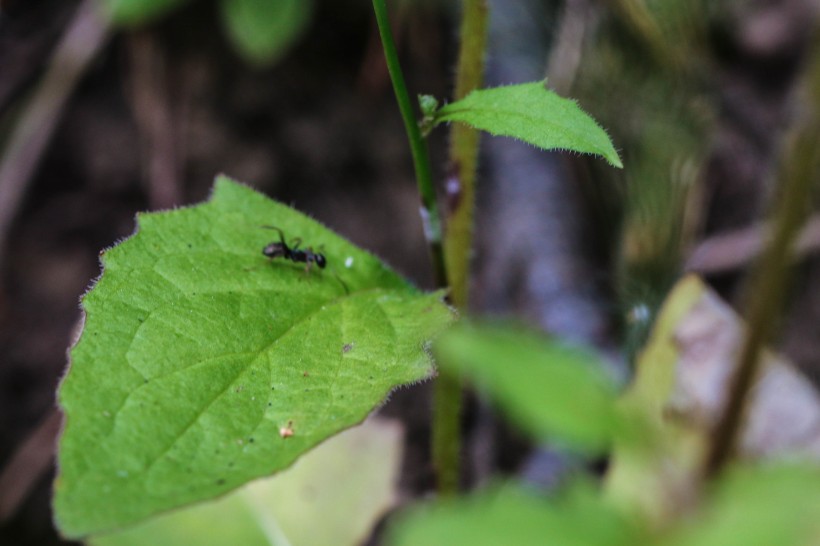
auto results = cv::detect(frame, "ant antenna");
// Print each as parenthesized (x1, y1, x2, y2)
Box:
(261, 225, 286, 243)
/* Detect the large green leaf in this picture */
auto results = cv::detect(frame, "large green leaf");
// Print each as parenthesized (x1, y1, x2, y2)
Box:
(434, 81, 623, 168)
(90, 418, 404, 546)
(220, 0, 313, 66)
(54, 176, 453, 537)
(386, 482, 645, 546)
(435, 324, 628, 453)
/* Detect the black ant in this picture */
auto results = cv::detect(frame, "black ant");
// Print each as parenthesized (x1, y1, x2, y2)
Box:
(261, 226, 326, 272)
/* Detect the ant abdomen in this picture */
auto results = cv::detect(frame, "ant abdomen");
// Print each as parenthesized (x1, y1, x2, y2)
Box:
(262, 242, 287, 259)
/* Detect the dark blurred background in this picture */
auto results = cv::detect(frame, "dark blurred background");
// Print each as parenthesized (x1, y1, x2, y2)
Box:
(2, 0, 820, 543)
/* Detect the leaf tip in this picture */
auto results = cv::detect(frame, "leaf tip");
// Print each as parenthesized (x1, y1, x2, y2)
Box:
(213, 172, 240, 190)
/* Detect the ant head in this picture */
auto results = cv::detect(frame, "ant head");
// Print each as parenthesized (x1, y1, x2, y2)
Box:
(315, 254, 327, 268)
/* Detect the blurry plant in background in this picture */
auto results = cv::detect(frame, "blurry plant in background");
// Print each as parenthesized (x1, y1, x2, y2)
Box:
(572, 0, 715, 359)
(103, 0, 314, 65)
(0, 0, 315, 272)
(0, 0, 819, 545)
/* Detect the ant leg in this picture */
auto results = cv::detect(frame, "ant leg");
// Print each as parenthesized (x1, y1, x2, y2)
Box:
(289, 237, 302, 251)
(261, 225, 287, 245)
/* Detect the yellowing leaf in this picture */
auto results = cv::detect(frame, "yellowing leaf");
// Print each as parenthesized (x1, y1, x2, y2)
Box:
(90, 419, 404, 546)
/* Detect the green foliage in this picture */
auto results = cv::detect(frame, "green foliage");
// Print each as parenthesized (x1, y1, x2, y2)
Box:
(101, 0, 190, 25)
(386, 482, 645, 546)
(54, 176, 453, 537)
(90, 419, 403, 546)
(418, 94, 439, 136)
(662, 463, 820, 546)
(418, 94, 439, 118)
(569, 0, 713, 359)
(100, 0, 311, 66)
(56, 3, 819, 545)
(387, 464, 820, 546)
(435, 324, 631, 453)
(432, 81, 623, 168)
(394, 318, 820, 546)
(220, 0, 313, 66)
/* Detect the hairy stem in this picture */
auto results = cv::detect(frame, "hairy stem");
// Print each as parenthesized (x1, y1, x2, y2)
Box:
(444, 0, 487, 309)
(433, 0, 489, 495)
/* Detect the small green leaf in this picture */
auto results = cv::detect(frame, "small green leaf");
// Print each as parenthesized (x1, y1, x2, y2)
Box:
(664, 463, 820, 546)
(419, 94, 439, 137)
(102, 0, 192, 25)
(386, 482, 645, 546)
(55, 176, 453, 537)
(434, 81, 623, 168)
(436, 324, 623, 453)
(419, 94, 439, 118)
(90, 419, 404, 546)
(220, 0, 313, 66)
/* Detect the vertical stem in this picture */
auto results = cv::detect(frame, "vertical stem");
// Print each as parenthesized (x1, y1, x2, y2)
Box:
(371, 0, 457, 493)
(435, 0, 488, 495)
(372, 0, 489, 494)
(444, 0, 488, 309)
(702, 41, 820, 477)
(371, 0, 446, 289)
(431, 372, 461, 493)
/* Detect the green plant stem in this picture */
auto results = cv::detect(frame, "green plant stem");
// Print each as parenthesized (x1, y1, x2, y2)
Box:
(702, 46, 820, 478)
(371, 0, 457, 494)
(433, 0, 488, 496)
(431, 372, 460, 493)
(444, 0, 487, 309)
(371, 0, 446, 288)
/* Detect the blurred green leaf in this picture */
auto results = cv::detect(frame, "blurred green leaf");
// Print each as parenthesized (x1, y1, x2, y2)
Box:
(54, 176, 453, 537)
(386, 481, 645, 546)
(434, 81, 623, 168)
(220, 0, 313, 66)
(90, 419, 404, 546)
(436, 324, 624, 453)
(101, 0, 192, 26)
(663, 463, 820, 546)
